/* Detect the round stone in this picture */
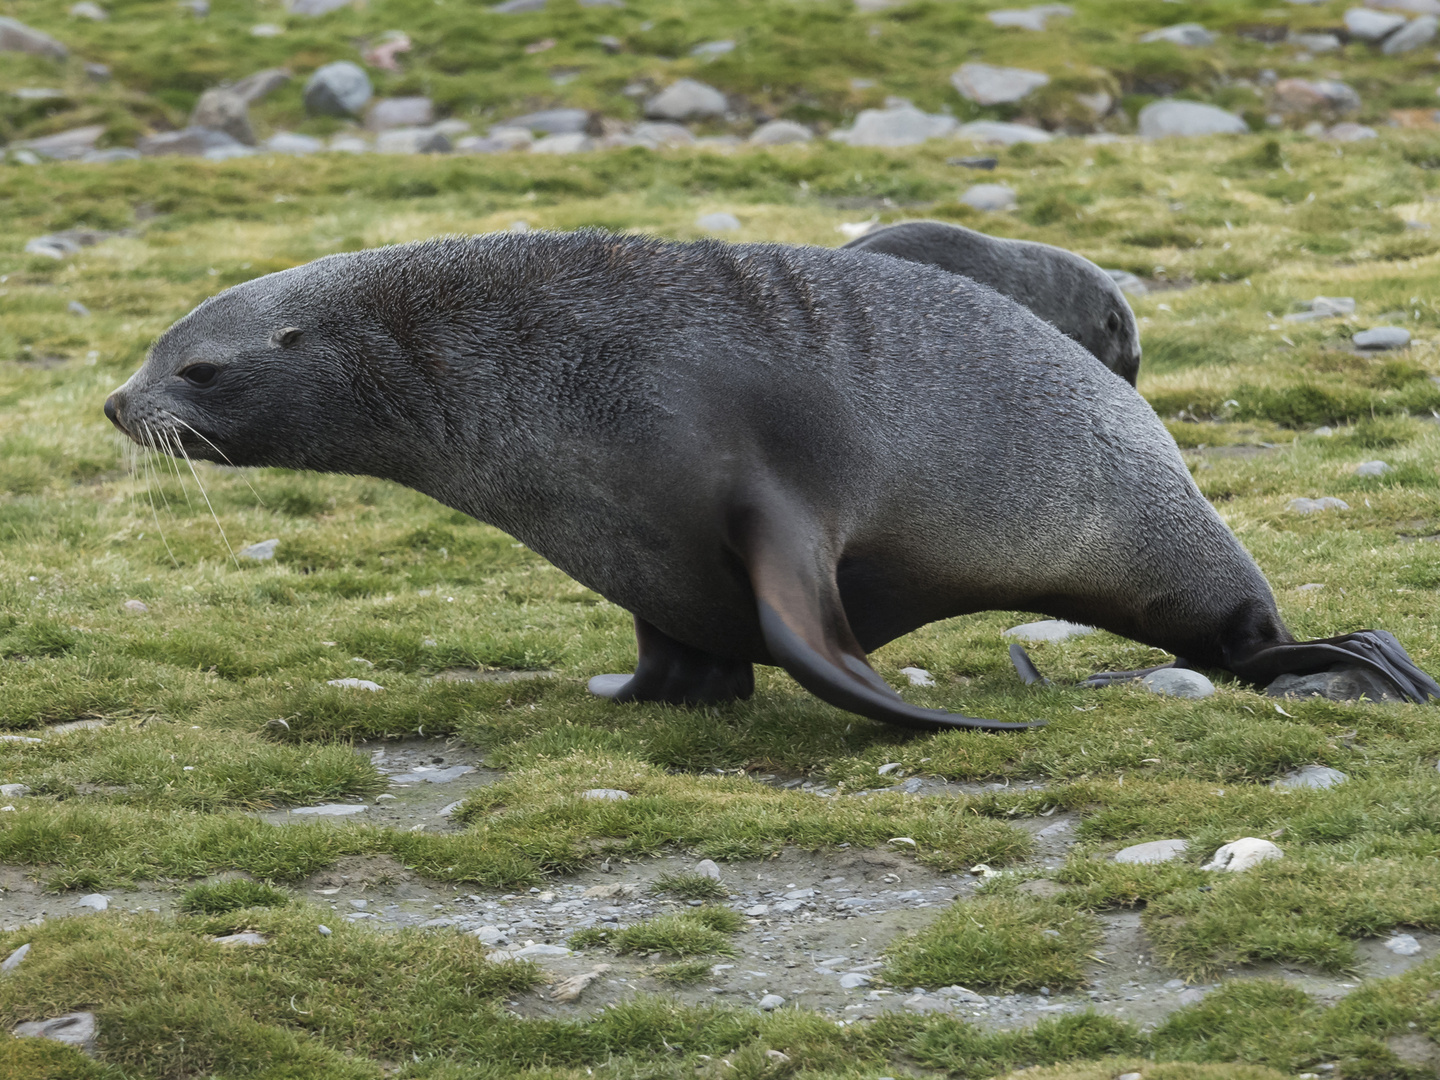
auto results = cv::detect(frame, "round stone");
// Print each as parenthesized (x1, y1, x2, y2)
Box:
(1141, 668, 1215, 699)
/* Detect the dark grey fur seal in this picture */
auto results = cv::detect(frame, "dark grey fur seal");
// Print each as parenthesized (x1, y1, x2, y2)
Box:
(104, 232, 1438, 730)
(844, 220, 1142, 385)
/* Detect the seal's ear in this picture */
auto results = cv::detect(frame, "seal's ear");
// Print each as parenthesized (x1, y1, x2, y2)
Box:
(270, 326, 304, 349)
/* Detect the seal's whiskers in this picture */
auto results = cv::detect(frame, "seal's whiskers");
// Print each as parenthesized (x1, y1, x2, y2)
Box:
(165, 411, 264, 507)
(170, 427, 237, 566)
(136, 422, 179, 568)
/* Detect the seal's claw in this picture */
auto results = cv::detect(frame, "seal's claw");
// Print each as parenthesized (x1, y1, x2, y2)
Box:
(586, 674, 633, 699)
(1008, 644, 1049, 686)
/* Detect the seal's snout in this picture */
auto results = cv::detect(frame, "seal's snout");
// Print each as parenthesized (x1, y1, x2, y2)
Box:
(104, 392, 125, 433)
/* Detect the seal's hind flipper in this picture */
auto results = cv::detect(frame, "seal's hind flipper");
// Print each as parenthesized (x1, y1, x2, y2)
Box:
(588, 617, 754, 706)
(743, 515, 1039, 732)
(1229, 629, 1440, 704)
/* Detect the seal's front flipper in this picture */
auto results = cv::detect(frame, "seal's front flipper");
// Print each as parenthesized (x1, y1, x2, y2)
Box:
(1010, 644, 1175, 687)
(1008, 644, 1049, 686)
(744, 520, 1038, 732)
(1229, 629, 1440, 704)
(588, 616, 754, 706)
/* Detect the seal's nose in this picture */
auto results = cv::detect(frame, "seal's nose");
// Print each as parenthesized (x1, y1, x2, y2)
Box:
(104, 393, 121, 429)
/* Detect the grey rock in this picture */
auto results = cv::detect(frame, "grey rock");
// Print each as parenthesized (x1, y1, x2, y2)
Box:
(16, 124, 105, 160)
(759, 993, 785, 1010)
(951, 155, 998, 169)
(291, 803, 368, 815)
(239, 538, 279, 560)
(493, 0, 546, 10)
(694, 859, 722, 880)
(1114, 838, 1189, 864)
(1140, 22, 1217, 46)
(1326, 122, 1378, 141)
(1272, 765, 1348, 790)
(389, 765, 474, 784)
(500, 108, 589, 134)
(231, 68, 291, 105)
(1273, 78, 1361, 114)
(0, 17, 68, 60)
(1345, 7, 1407, 39)
(955, 120, 1053, 145)
(192, 88, 255, 145)
(960, 183, 1017, 212)
(326, 678, 383, 691)
(304, 61, 372, 117)
(377, 127, 451, 154)
(288, 0, 352, 13)
(839, 972, 871, 989)
(1355, 459, 1393, 476)
(691, 39, 735, 58)
(138, 127, 247, 157)
(0, 784, 29, 798)
(1142, 668, 1215, 699)
(936, 985, 987, 1003)
(951, 62, 1050, 106)
(1288, 31, 1342, 51)
(904, 993, 952, 1012)
(317, 924, 332, 935)
(831, 106, 956, 147)
(70, 2, 108, 19)
(367, 96, 434, 131)
(1106, 269, 1149, 297)
(1003, 620, 1094, 644)
(80, 148, 140, 162)
(1285, 295, 1356, 320)
(1267, 669, 1403, 702)
(68, 301, 90, 317)
(744, 904, 769, 916)
(13, 1012, 97, 1056)
(1177, 988, 1207, 1005)
(1138, 100, 1248, 137)
(1, 944, 30, 974)
(1354, 326, 1410, 350)
(987, 5, 1073, 31)
(511, 943, 571, 958)
(697, 211, 742, 232)
(472, 925, 506, 944)
(1387, 13, 1439, 50)
(123, 598, 149, 613)
(582, 788, 630, 801)
(749, 119, 812, 145)
(1288, 497, 1350, 514)
(1385, 933, 1423, 956)
(213, 932, 267, 945)
(645, 79, 727, 120)
(75, 894, 109, 911)
(629, 121, 694, 148)
(529, 132, 591, 154)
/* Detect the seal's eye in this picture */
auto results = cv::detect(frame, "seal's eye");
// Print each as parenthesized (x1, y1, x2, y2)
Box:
(1106, 312, 1121, 333)
(179, 363, 219, 387)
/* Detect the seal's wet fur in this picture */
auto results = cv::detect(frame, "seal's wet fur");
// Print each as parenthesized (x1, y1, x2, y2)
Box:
(106, 231, 1438, 727)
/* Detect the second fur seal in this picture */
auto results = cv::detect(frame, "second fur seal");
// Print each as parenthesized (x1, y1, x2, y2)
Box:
(104, 232, 1438, 731)
(844, 220, 1142, 384)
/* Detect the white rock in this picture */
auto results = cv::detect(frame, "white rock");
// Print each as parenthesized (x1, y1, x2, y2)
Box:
(318, 924, 332, 935)
(1288, 497, 1350, 514)
(744, 904, 769, 916)
(530, 132, 592, 154)
(1, 944, 29, 974)
(1289, 31, 1342, 51)
(512, 943, 572, 958)
(389, 765, 474, 785)
(75, 894, 109, 911)
(1384, 13, 1438, 51)
(1354, 327, 1410, 350)
(955, 120, 1053, 145)
(326, 678, 384, 691)
(1384, 933, 1422, 956)
(960, 183, 1017, 212)
(290, 803, 368, 815)
(1140, 22, 1217, 46)
(1003, 620, 1094, 644)
(900, 667, 935, 687)
(1273, 765, 1348, 789)
(696, 211, 742, 232)
(1345, 7, 1407, 39)
(1114, 838, 1189, 864)
(1202, 837, 1283, 872)
(951, 63, 1049, 106)
(1139, 100, 1248, 137)
(645, 79, 727, 120)
(877, 762, 903, 776)
(936, 984, 987, 1003)
(1285, 295, 1356, 321)
(0, 736, 40, 744)
(124, 599, 149, 613)
(213, 932, 267, 945)
(1355, 460, 1393, 476)
(367, 96, 434, 131)
(12, 1012, 96, 1055)
(759, 993, 785, 1010)
(438, 801, 464, 817)
(239, 538, 279, 560)
(0, 785, 29, 798)
(693, 859, 722, 881)
(582, 788, 630, 800)
(831, 106, 956, 147)
(1143, 668, 1215, 699)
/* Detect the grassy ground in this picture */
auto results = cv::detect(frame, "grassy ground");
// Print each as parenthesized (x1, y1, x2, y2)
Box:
(5, 104, 1440, 1079)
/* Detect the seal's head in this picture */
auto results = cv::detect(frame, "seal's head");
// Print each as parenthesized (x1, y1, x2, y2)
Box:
(1094, 293, 1142, 386)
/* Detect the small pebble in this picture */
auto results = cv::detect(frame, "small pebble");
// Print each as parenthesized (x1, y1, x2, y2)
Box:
(758, 993, 785, 1010)
(1385, 934, 1422, 957)
(1141, 668, 1214, 700)
(317, 925, 332, 936)
(1355, 460, 1392, 477)
(74, 894, 109, 911)
(581, 788, 630, 801)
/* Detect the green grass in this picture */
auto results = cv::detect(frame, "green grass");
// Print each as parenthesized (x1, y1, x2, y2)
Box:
(177, 878, 293, 914)
(574, 906, 746, 958)
(650, 871, 729, 902)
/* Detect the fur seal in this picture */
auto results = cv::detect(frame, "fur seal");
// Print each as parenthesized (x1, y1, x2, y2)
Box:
(103, 232, 1438, 731)
(843, 220, 1142, 385)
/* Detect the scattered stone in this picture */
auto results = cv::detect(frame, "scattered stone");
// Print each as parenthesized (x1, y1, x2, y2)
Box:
(502, 108, 590, 134)
(955, 120, 1053, 145)
(1142, 668, 1215, 700)
(581, 788, 630, 801)
(831, 106, 957, 147)
(1384, 13, 1438, 51)
(304, 61, 372, 117)
(13, 1013, 97, 1057)
(1114, 838, 1189, 864)
(367, 96, 434, 131)
(986, 4, 1072, 31)
(290, 803, 368, 815)
(1346, 7, 1407, 39)
(696, 211, 742, 232)
(1272, 765, 1348, 789)
(629, 122, 693, 148)
(1267, 669, 1403, 702)
(1288, 497, 1350, 514)
(191, 88, 255, 145)
(1003, 620, 1094, 644)
(213, 932, 267, 945)
(960, 184, 1018, 212)
(239, 538, 279, 561)
(839, 972, 871, 989)
(551, 965, 611, 1002)
(694, 859, 722, 880)
(645, 79, 727, 120)
(759, 994, 785, 1010)
(70, 1, 108, 17)
(16, 125, 105, 161)
(1138, 100, 1248, 137)
(512, 943, 572, 958)
(1285, 296, 1356, 321)
(1093, 273, 1149, 306)
(530, 132, 592, 154)
(1, 944, 29, 974)
(951, 62, 1050, 106)
(1202, 837, 1284, 872)
(1273, 78, 1361, 114)
(0, 736, 41, 744)
(123, 599, 149, 613)
(900, 667, 936, 687)
(749, 119, 813, 145)
(0, 17, 69, 61)
(1356, 460, 1394, 476)
(584, 883, 640, 898)
(744, 904, 769, 916)
(138, 128, 248, 157)
(326, 678, 384, 691)
(75, 894, 109, 911)
(363, 31, 411, 70)
(377, 127, 451, 154)
(1326, 122, 1378, 141)
(0, 785, 31, 798)
(691, 39, 735, 58)
(1385, 933, 1423, 956)
(1289, 30, 1342, 51)
(232, 68, 291, 104)
(1140, 23, 1217, 46)
(1354, 327, 1410, 350)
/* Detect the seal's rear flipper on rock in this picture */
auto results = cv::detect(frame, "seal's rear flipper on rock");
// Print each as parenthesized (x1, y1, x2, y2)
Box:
(1228, 630, 1440, 705)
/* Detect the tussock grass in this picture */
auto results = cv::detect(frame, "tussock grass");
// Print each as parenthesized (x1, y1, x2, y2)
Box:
(177, 878, 292, 915)
(651, 871, 728, 902)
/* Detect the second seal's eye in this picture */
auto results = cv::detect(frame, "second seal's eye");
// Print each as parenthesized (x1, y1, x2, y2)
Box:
(180, 363, 219, 387)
